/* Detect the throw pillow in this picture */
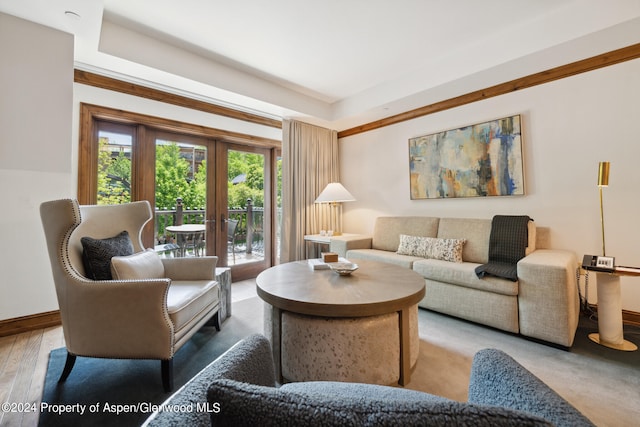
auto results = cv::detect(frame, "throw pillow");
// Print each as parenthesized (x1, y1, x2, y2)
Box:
(397, 235, 466, 263)
(81, 230, 134, 280)
(397, 234, 431, 257)
(110, 249, 165, 280)
(426, 236, 466, 263)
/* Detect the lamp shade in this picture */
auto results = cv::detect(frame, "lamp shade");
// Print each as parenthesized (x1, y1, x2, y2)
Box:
(315, 182, 355, 203)
(598, 161, 610, 187)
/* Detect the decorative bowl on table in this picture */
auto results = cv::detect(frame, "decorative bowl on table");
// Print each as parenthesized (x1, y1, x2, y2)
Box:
(328, 262, 358, 276)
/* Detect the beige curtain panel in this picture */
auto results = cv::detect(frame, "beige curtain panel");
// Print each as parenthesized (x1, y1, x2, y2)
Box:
(281, 120, 339, 262)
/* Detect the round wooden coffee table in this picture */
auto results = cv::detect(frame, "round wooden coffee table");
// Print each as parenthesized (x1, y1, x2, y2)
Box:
(256, 259, 425, 385)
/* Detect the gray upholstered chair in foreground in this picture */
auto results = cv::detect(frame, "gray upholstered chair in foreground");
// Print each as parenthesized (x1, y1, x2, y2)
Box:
(144, 334, 594, 426)
(40, 199, 221, 392)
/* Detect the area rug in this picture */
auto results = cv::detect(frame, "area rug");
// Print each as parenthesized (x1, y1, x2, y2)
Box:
(405, 310, 640, 427)
(41, 296, 640, 426)
(39, 297, 264, 427)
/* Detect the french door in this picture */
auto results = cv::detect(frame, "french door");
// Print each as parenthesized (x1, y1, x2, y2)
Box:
(214, 142, 272, 280)
(152, 132, 272, 279)
(79, 107, 279, 280)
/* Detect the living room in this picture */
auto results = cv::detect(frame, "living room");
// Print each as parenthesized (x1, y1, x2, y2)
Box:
(1, 1, 640, 426)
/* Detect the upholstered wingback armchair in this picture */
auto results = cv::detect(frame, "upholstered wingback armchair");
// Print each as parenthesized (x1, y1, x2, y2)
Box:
(40, 199, 221, 392)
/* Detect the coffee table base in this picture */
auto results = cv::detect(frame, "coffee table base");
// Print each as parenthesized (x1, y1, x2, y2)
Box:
(265, 303, 419, 386)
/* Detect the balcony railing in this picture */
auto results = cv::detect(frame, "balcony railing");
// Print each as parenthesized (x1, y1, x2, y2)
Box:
(155, 198, 264, 261)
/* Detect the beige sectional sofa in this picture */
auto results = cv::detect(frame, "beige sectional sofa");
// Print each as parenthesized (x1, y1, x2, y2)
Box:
(330, 216, 580, 347)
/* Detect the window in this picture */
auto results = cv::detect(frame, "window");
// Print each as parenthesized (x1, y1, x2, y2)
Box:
(97, 125, 133, 204)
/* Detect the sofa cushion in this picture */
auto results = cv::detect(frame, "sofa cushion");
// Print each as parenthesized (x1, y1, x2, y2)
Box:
(413, 259, 519, 296)
(397, 235, 466, 263)
(347, 248, 424, 269)
(437, 218, 537, 264)
(110, 249, 165, 280)
(207, 378, 551, 426)
(372, 216, 439, 252)
(437, 218, 492, 264)
(80, 230, 134, 280)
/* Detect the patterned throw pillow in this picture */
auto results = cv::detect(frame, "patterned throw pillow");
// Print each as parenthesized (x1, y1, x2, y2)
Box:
(81, 230, 134, 280)
(424, 237, 466, 263)
(397, 235, 431, 257)
(397, 235, 466, 263)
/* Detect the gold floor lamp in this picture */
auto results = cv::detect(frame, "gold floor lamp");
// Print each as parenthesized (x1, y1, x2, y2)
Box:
(598, 161, 609, 256)
(588, 161, 638, 351)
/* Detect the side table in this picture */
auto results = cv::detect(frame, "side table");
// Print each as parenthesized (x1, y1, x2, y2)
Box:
(216, 267, 232, 322)
(166, 224, 206, 257)
(303, 233, 365, 259)
(587, 267, 638, 351)
(303, 234, 331, 258)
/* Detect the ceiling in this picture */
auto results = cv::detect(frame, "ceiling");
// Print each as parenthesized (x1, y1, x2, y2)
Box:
(1, 0, 639, 131)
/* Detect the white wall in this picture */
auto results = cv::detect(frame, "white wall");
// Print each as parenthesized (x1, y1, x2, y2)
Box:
(0, 13, 282, 322)
(340, 58, 640, 312)
(0, 13, 74, 320)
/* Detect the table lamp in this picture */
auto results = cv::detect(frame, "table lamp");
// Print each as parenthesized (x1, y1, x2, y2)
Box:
(315, 182, 355, 236)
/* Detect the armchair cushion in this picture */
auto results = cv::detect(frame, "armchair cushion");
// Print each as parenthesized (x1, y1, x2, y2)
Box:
(168, 281, 219, 334)
(111, 249, 165, 280)
(80, 230, 134, 280)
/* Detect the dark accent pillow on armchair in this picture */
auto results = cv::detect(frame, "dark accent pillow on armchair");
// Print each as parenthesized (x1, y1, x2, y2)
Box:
(81, 230, 134, 280)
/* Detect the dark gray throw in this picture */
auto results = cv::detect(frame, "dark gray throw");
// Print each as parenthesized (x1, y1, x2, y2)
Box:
(475, 215, 532, 281)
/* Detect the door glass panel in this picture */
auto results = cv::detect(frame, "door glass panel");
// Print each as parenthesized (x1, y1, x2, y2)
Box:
(155, 139, 207, 257)
(227, 149, 265, 265)
(97, 130, 132, 205)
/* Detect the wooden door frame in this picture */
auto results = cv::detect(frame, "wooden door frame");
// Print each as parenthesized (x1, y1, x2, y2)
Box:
(78, 103, 280, 268)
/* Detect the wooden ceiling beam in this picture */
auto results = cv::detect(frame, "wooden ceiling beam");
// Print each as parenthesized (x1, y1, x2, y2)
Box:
(338, 43, 640, 138)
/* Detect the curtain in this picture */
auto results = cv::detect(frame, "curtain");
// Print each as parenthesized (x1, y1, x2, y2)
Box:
(280, 120, 339, 262)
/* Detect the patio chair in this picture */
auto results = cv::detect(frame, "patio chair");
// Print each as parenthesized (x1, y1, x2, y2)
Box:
(227, 219, 239, 263)
(40, 199, 221, 392)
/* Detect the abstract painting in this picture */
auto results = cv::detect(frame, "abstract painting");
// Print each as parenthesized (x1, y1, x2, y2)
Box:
(409, 115, 524, 199)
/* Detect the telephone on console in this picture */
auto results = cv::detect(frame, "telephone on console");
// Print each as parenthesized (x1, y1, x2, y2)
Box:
(582, 255, 615, 272)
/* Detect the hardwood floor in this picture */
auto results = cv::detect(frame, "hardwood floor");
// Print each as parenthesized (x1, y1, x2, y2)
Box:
(0, 279, 257, 427)
(0, 326, 64, 426)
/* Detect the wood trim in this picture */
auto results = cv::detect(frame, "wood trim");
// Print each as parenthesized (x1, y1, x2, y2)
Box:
(0, 306, 638, 337)
(81, 103, 280, 149)
(74, 69, 283, 130)
(0, 311, 61, 337)
(77, 103, 99, 204)
(623, 309, 640, 328)
(338, 43, 640, 138)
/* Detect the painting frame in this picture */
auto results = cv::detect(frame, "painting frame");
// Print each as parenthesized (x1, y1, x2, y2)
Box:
(409, 114, 524, 200)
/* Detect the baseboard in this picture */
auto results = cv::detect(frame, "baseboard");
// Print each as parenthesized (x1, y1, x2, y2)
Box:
(0, 306, 638, 337)
(623, 309, 640, 327)
(0, 310, 61, 337)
